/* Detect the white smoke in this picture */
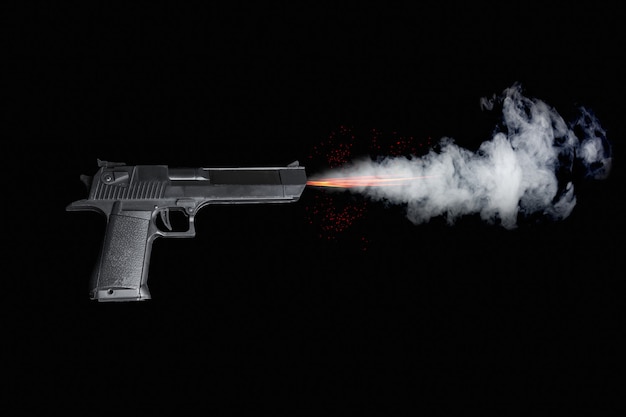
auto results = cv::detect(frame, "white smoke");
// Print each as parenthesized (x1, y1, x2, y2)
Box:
(312, 83, 612, 229)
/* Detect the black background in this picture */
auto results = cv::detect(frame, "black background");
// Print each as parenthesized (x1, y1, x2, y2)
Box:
(7, 2, 625, 412)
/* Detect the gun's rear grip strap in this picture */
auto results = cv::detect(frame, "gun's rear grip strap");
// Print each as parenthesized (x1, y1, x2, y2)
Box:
(90, 214, 153, 301)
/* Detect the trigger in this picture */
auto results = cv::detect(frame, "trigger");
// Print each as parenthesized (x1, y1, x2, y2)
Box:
(160, 208, 173, 231)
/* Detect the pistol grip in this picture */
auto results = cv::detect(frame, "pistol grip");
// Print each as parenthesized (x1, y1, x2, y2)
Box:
(90, 212, 155, 301)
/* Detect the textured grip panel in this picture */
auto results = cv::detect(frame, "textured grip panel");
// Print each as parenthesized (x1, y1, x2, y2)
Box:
(91, 214, 153, 301)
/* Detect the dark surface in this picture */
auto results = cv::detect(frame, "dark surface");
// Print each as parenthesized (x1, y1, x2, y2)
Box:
(7, 3, 624, 412)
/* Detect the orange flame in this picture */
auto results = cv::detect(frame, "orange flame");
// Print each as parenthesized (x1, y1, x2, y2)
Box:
(306, 175, 435, 188)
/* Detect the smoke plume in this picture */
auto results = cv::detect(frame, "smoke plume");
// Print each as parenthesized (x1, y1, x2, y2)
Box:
(311, 84, 612, 229)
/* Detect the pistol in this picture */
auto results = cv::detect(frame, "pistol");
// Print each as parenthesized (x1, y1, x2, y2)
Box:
(67, 159, 307, 301)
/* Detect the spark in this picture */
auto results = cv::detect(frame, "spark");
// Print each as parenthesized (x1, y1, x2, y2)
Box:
(304, 125, 434, 246)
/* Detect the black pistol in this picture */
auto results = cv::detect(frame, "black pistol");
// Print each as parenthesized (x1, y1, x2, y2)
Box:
(67, 159, 307, 301)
